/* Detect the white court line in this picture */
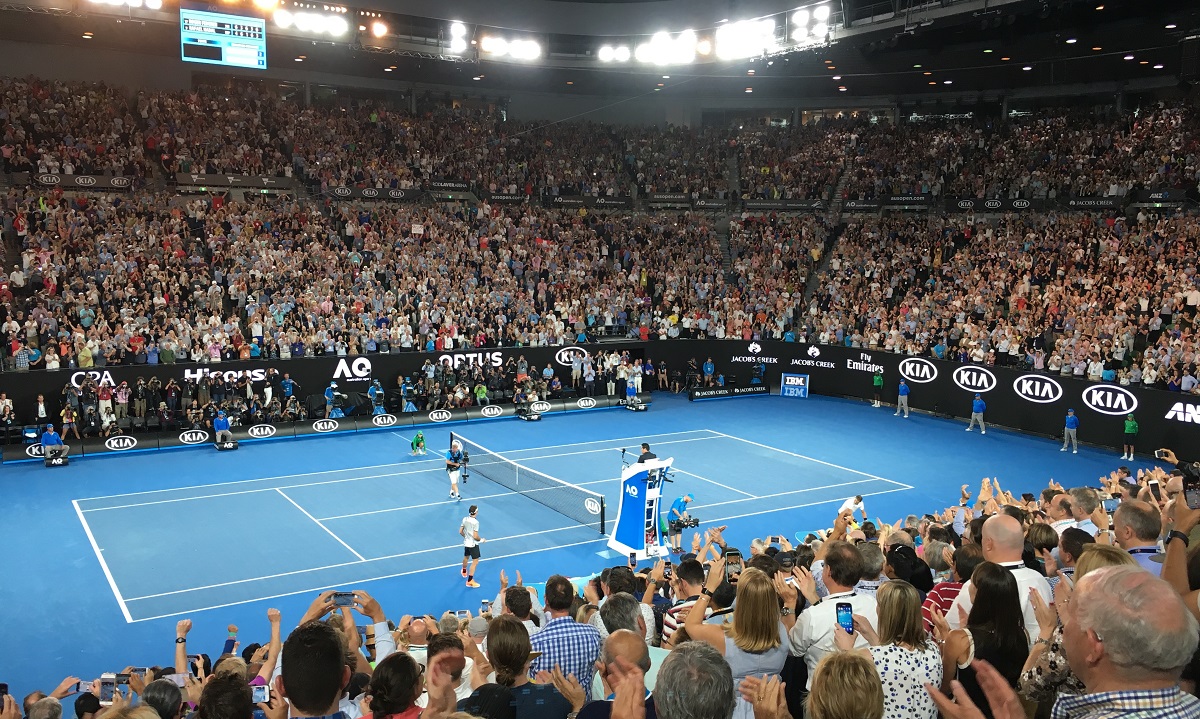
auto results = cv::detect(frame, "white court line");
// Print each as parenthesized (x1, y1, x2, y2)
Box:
(501, 436, 718, 463)
(708, 431, 915, 490)
(692, 478, 890, 511)
(125, 485, 914, 623)
(275, 489, 366, 562)
(126, 536, 609, 623)
(318, 477, 617, 521)
(673, 467, 755, 498)
(73, 499, 134, 623)
(126, 523, 594, 602)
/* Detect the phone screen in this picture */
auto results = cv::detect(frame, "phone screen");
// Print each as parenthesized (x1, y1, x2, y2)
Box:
(222, 637, 237, 655)
(1150, 482, 1162, 502)
(481, 600, 491, 613)
(165, 674, 188, 688)
(1102, 498, 1119, 513)
(115, 674, 130, 686)
(1185, 475, 1200, 510)
(99, 677, 115, 705)
(251, 685, 270, 704)
(1156, 449, 1168, 459)
(455, 610, 470, 619)
(187, 655, 202, 676)
(629, 552, 637, 566)
(356, 625, 369, 645)
(332, 592, 356, 607)
(663, 560, 673, 579)
(836, 603, 855, 635)
(72, 681, 90, 694)
(0, 683, 8, 697)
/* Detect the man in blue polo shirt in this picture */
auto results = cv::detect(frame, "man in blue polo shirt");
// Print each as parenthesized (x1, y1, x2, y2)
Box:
(213, 411, 233, 443)
(965, 393, 987, 434)
(664, 494, 693, 554)
(894, 379, 910, 418)
(41, 423, 68, 459)
(1061, 408, 1080, 454)
(702, 357, 715, 386)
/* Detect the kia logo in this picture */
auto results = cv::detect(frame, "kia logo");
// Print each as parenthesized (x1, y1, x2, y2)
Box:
(25, 443, 44, 457)
(248, 424, 277, 438)
(1013, 199, 1030, 209)
(1012, 374, 1063, 404)
(111, 177, 131, 188)
(362, 188, 379, 197)
(429, 409, 452, 422)
(957, 200, 974, 209)
(1082, 385, 1139, 416)
(576, 397, 597, 409)
(313, 419, 338, 433)
(333, 187, 351, 196)
(371, 414, 398, 427)
(984, 199, 1002, 209)
(38, 174, 61, 184)
(531, 401, 552, 413)
(555, 347, 590, 367)
(74, 176, 96, 186)
(584, 497, 602, 515)
(748, 342, 762, 354)
(953, 365, 997, 393)
(105, 436, 137, 451)
(899, 357, 938, 383)
(481, 405, 504, 418)
(179, 430, 210, 444)
(389, 189, 405, 199)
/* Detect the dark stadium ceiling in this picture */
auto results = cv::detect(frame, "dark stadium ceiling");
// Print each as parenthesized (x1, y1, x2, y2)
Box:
(0, 0, 1196, 101)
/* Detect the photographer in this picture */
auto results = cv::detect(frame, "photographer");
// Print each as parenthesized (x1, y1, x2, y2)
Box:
(665, 493, 695, 554)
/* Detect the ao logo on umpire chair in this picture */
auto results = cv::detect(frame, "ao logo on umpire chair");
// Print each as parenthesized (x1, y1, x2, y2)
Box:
(953, 366, 997, 393)
(428, 409, 452, 423)
(371, 414, 398, 427)
(313, 419, 339, 433)
(106, 436, 138, 451)
(531, 401, 552, 414)
(248, 424, 277, 438)
(179, 430, 210, 445)
(1082, 385, 1139, 416)
(584, 498, 602, 515)
(576, 397, 597, 409)
(481, 405, 504, 418)
(899, 357, 938, 383)
(1012, 375, 1063, 404)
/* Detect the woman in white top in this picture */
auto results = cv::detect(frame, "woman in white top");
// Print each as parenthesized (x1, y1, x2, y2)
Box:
(833, 580, 941, 719)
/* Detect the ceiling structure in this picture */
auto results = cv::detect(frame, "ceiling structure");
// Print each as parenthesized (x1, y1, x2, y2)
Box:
(0, 0, 1194, 102)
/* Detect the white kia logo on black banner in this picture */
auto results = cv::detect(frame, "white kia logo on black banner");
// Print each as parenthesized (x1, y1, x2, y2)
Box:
(111, 177, 131, 188)
(957, 200, 974, 209)
(1082, 385, 1138, 416)
(313, 419, 338, 433)
(984, 199, 1002, 209)
(531, 401, 552, 413)
(106, 436, 137, 451)
(74, 176, 97, 186)
(899, 357, 938, 383)
(362, 188, 379, 197)
(334, 187, 351, 196)
(429, 410, 452, 422)
(38, 174, 61, 184)
(26, 443, 44, 457)
(584, 498, 602, 515)
(481, 405, 504, 418)
(372, 414, 398, 427)
(953, 366, 997, 393)
(1013, 199, 1030, 209)
(388, 189, 406, 199)
(248, 424, 277, 438)
(555, 347, 590, 367)
(1012, 374, 1063, 403)
(179, 430, 210, 444)
(576, 397, 597, 409)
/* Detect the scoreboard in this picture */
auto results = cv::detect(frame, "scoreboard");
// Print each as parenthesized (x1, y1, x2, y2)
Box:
(180, 7, 267, 70)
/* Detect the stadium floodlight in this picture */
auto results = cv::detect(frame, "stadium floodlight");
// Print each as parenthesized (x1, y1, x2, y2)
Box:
(449, 37, 468, 53)
(510, 39, 541, 59)
(793, 25, 808, 40)
(614, 45, 631, 61)
(716, 18, 776, 60)
(450, 21, 467, 37)
(696, 38, 712, 55)
(480, 35, 508, 55)
(813, 4, 830, 21)
(274, 9, 293, 28)
(634, 42, 653, 63)
(371, 21, 387, 37)
(598, 45, 616, 62)
(811, 22, 828, 38)
(793, 9, 809, 26)
(145, 0, 161, 8)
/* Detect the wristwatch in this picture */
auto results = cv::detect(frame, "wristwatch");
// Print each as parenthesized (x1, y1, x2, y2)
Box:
(700, 587, 714, 597)
(175, 637, 187, 644)
(780, 607, 793, 616)
(1169, 530, 1190, 547)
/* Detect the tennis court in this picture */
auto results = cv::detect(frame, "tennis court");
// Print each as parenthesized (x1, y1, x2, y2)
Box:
(73, 426, 910, 623)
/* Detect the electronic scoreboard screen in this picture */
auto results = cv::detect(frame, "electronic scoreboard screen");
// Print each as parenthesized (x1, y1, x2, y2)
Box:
(179, 7, 267, 70)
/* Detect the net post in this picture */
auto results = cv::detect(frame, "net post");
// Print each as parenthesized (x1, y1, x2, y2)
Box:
(599, 497, 606, 535)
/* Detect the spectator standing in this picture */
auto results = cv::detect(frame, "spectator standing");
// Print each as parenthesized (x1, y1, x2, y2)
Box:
(894, 379, 910, 418)
(530, 575, 602, 701)
(461, 614, 575, 719)
(921, 544, 982, 634)
(1061, 409, 1080, 454)
(966, 394, 987, 434)
(654, 642, 736, 719)
(1111, 500, 1164, 575)
(872, 369, 883, 408)
(1122, 413, 1139, 460)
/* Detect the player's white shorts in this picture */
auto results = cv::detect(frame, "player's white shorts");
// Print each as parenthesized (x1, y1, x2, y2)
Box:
(448, 468, 461, 484)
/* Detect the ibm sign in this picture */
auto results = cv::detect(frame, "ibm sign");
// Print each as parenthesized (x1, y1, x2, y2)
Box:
(780, 373, 810, 399)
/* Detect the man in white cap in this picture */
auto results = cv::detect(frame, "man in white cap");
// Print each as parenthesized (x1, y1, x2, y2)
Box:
(324, 381, 338, 418)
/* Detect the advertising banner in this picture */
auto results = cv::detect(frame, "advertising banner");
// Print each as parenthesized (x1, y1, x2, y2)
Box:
(883, 195, 932, 206)
(542, 196, 633, 210)
(743, 199, 826, 211)
(647, 193, 690, 205)
(842, 200, 881, 211)
(429, 179, 471, 192)
(688, 385, 770, 401)
(175, 173, 296, 189)
(19, 173, 135, 190)
(354, 413, 414, 432)
(693, 198, 730, 210)
(780, 373, 809, 398)
(1135, 188, 1190, 204)
(326, 187, 425, 202)
(947, 197, 1039, 212)
(485, 193, 527, 205)
(1061, 196, 1119, 211)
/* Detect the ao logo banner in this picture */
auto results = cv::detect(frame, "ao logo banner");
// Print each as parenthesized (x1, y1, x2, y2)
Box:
(780, 373, 809, 399)
(953, 366, 997, 393)
(333, 357, 373, 383)
(1082, 385, 1139, 416)
(899, 358, 938, 383)
(1012, 375, 1063, 404)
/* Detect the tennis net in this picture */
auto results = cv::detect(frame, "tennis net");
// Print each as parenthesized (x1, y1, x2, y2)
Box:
(451, 432, 606, 534)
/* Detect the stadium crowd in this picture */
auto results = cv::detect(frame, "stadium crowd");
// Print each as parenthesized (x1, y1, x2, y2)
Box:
(11, 452, 1200, 719)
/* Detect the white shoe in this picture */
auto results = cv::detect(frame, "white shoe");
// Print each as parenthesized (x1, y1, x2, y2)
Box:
(981, 430, 986, 435)
(1061, 447, 1067, 452)
(965, 427, 972, 432)
(894, 412, 900, 416)
(1073, 449, 1077, 454)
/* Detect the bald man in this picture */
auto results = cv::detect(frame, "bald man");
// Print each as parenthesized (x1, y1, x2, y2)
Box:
(581, 629, 658, 719)
(946, 513, 1052, 646)
(1057, 565, 1200, 715)
(1112, 500, 1164, 575)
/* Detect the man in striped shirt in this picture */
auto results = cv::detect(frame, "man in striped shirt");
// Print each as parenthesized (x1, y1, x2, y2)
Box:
(921, 543, 981, 633)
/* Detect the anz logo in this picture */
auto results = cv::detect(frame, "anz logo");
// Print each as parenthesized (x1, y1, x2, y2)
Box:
(1082, 385, 1139, 416)
(899, 357, 938, 383)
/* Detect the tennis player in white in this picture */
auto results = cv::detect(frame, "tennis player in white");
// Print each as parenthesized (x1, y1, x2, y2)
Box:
(460, 504, 485, 588)
(838, 494, 868, 524)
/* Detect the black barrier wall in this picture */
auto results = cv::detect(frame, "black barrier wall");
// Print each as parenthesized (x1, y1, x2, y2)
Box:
(2, 340, 1197, 460)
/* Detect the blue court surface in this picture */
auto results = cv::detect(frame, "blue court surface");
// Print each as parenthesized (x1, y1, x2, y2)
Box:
(1, 392, 1156, 692)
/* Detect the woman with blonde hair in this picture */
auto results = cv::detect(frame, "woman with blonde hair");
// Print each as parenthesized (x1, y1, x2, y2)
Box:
(684, 561, 788, 719)
(834, 580, 941, 719)
(1017, 544, 1138, 703)
(807, 652, 885, 719)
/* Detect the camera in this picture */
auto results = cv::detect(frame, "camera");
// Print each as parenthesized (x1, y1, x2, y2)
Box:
(670, 516, 700, 531)
(461, 450, 471, 479)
